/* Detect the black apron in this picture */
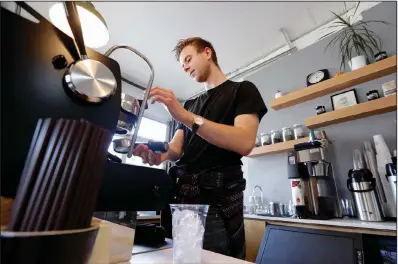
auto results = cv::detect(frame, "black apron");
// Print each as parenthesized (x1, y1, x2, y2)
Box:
(169, 164, 246, 259)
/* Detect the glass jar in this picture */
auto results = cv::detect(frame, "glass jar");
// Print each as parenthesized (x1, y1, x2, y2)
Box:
(282, 127, 294, 142)
(293, 124, 305, 139)
(255, 136, 261, 147)
(260, 132, 271, 146)
(270, 130, 282, 144)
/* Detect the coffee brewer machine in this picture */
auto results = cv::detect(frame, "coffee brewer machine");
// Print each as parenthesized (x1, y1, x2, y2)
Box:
(287, 134, 342, 219)
(1, 2, 172, 212)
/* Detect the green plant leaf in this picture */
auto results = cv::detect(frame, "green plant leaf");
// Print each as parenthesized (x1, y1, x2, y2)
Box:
(324, 29, 348, 54)
(344, 40, 354, 70)
(339, 30, 351, 56)
(354, 35, 374, 61)
(357, 20, 391, 26)
(358, 26, 382, 50)
(352, 2, 360, 18)
(318, 31, 336, 41)
(339, 31, 352, 69)
(324, 24, 349, 29)
(340, 36, 353, 70)
(331, 11, 351, 27)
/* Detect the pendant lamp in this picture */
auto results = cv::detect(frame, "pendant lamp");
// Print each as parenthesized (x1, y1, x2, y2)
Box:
(49, 1, 109, 48)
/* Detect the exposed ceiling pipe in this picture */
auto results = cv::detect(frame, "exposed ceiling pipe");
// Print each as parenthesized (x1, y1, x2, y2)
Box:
(226, 47, 297, 81)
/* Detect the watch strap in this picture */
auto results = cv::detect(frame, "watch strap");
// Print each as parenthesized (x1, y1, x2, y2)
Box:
(192, 122, 199, 135)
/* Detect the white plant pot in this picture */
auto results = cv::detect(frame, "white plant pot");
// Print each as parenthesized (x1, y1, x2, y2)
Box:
(348, 55, 367, 71)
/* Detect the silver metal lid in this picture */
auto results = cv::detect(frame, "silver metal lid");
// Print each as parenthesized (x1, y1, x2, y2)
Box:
(64, 59, 117, 103)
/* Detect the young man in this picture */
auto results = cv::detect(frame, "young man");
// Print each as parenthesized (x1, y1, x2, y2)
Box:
(133, 37, 267, 259)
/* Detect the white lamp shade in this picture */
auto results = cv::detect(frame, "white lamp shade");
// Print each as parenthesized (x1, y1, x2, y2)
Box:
(49, 2, 109, 49)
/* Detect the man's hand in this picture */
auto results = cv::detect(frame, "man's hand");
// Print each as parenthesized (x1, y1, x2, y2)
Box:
(132, 130, 185, 166)
(133, 143, 167, 166)
(149, 87, 190, 123)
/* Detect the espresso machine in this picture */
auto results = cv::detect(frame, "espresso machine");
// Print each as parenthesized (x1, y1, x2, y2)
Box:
(1, 2, 172, 212)
(287, 133, 342, 219)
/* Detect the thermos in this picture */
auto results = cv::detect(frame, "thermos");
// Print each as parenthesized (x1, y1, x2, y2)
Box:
(385, 156, 397, 206)
(347, 168, 384, 222)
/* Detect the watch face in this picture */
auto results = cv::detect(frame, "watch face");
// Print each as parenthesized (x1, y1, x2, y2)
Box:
(194, 116, 204, 125)
(308, 71, 325, 84)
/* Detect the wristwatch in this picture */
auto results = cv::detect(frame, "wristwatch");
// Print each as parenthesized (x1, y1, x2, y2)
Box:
(192, 115, 204, 135)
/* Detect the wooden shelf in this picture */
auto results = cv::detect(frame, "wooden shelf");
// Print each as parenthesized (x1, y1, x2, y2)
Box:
(305, 94, 397, 129)
(248, 137, 309, 157)
(270, 56, 397, 110)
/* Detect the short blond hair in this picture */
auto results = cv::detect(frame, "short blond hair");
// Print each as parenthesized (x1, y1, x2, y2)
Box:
(172, 37, 219, 67)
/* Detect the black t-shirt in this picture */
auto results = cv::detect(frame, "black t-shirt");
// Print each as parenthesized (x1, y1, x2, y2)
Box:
(175, 80, 267, 172)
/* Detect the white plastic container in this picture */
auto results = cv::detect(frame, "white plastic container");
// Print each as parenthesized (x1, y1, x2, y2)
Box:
(170, 204, 209, 264)
(349, 55, 367, 71)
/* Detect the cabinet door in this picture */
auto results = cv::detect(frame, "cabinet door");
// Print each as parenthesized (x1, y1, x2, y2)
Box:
(244, 219, 266, 262)
(256, 225, 363, 264)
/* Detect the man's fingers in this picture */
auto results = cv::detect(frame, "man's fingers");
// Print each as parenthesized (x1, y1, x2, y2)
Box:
(149, 152, 162, 166)
(149, 89, 173, 100)
(151, 86, 172, 94)
(154, 154, 162, 166)
(148, 150, 158, 166)
(133, 144, 148, 156)
(141, 151, 149, 164)
(151, 95, 170, 105)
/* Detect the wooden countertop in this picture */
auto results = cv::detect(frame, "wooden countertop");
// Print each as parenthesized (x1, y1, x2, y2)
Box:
(244, 214, 396, 236)
(130, 248, 254, 263)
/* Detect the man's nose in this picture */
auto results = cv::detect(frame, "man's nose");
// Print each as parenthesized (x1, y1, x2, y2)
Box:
(183, 65, 190, 73)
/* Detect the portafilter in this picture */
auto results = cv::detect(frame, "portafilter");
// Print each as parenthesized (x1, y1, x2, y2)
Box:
(112, 137, 168, 154)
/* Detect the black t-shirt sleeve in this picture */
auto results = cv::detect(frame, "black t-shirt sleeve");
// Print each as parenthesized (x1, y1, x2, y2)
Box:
(235, 81, 267, 121)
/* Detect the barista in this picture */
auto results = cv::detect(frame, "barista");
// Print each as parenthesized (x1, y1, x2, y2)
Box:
(133, 37, 267, 259)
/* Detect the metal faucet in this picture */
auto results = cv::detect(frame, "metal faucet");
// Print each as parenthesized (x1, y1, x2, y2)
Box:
(252, 185, 264, 212)
(254, 185, 262, 193)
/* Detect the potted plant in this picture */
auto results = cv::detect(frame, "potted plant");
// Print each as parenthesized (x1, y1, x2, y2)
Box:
(320, 2, 390, 71)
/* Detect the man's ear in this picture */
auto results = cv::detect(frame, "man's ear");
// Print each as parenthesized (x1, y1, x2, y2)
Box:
(204, 47, 212, 61)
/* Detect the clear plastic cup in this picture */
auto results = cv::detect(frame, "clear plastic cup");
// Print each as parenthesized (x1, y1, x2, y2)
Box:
(170, 204, 209, 264)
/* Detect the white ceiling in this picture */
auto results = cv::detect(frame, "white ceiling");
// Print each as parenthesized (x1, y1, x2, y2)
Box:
(27, 1, 355, 101)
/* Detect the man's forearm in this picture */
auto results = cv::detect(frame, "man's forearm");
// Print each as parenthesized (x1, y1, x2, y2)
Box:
(179, 112, 256, 156)
(162, 143, 182, 162)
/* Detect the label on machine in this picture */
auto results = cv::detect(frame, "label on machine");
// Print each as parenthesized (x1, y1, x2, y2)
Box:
(291, 179, 305, 206)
